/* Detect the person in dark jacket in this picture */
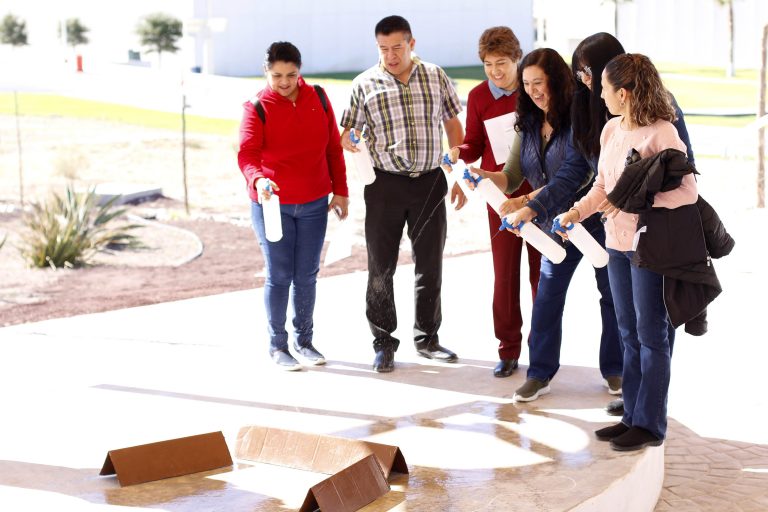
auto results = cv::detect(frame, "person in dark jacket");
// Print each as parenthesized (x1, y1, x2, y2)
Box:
(557, 53, 698, 451)
(513, 32, 696, 417)
(606, 148, 734, 335)
(467, 48, 622, 403)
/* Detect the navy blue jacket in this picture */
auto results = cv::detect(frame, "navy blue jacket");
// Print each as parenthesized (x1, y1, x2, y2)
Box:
(527, 98, 694, 228)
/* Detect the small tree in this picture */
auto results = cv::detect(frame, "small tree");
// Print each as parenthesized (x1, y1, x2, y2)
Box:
(60, 18, 89, 49)
(0, 13, 28, 46)
(136, 13, 182, 66)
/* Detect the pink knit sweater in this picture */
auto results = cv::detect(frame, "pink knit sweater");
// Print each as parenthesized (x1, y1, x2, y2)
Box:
(572, 117, 698, 251)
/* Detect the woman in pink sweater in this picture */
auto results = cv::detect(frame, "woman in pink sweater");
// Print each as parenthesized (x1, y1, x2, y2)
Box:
(557, 54, 697, 451)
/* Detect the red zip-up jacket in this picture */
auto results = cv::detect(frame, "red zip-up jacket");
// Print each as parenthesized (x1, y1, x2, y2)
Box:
(238, 77, 348, 204)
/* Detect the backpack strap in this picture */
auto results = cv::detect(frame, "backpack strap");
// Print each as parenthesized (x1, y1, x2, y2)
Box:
(249, 96, 266, 124)
(250, 85, 326, 124)
(313, 84, 328, 113)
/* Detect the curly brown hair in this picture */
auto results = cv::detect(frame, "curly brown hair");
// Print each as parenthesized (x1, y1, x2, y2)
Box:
(478, 26, 522, 62)
(604, 53, 676, 127)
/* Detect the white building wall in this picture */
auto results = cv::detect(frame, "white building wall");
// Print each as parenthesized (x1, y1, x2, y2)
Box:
(195, 0, 535, 76)
(4, 0, 768, 76)
(535, 0, 768, 70)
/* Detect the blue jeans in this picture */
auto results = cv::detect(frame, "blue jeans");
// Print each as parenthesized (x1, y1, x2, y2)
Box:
(251, 196, 328, 353)
(527, 217, 622, 382)
(607, 249, 674, 440)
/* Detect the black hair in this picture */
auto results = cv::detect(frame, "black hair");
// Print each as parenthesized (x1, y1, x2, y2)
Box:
(375, 15, 412, 39)
(264, 41, 302, 69)
(570, 32, 625, 159)
(515, 48, 574, 136)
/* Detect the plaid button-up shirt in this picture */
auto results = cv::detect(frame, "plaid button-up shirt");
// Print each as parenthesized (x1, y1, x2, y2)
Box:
(341, 57, 462, 175)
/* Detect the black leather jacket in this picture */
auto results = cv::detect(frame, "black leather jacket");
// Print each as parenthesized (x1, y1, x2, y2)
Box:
(607, 149, 735, 335)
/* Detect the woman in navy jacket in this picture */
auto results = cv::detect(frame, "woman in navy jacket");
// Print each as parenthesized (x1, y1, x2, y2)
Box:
(471, 47, 622, 403)
(501, 33, 695, 411)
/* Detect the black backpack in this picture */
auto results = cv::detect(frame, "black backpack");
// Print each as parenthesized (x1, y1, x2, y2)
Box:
(250, 84, 328, 123)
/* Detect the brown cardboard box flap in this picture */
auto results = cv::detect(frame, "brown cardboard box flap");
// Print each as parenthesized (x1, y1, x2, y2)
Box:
(235, 425, 408, 478)
(299, 454, 389, 512)
(100, 431, 233, 486)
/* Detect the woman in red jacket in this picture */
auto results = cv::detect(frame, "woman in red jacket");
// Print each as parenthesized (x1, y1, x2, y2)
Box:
(449, 27, 541, 378)
(238, 41, 349, 371)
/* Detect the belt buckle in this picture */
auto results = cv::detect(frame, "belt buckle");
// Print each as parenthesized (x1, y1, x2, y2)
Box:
(408, 171, 419, 178)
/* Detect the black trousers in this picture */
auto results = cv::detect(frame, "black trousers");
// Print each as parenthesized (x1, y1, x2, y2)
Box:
(364, 168, 447, 352)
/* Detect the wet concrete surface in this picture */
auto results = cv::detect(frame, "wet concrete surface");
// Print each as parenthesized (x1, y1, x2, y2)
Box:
(1, 249, 765, 510)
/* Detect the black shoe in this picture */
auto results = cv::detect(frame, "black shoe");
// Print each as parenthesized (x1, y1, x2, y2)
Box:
(416, 342, 458, 362)
(373, 347, 394, 373)
(293, 343, 326, 365)
(606, 398, 624, 416)
(493, 359, 518, 378)
(271, 349, 302, 371)
(595, 422, 630, 441)
(610, 426, 663, 451)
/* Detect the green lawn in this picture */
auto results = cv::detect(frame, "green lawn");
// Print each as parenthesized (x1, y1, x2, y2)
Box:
(437, 64, 760, 127)
(0, 93, 239, 135)
(2, 61, 763, 130)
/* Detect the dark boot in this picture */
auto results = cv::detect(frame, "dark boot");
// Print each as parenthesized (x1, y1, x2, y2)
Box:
(610, 426, 663, 451)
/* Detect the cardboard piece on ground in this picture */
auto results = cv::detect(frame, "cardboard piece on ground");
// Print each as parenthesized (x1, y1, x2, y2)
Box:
(235, 425, 408, 478)
(100, 431, 233, 486)
(299, 454, 389, 512)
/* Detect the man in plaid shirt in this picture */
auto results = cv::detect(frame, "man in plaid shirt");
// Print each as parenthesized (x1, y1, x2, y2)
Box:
(341, 15, 466, 373)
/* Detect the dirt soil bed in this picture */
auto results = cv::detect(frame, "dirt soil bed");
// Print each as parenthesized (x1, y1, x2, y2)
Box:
(0, 115, 491, 327)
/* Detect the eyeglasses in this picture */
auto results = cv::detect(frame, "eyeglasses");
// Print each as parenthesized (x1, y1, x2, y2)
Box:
(576, 65, 592, 83)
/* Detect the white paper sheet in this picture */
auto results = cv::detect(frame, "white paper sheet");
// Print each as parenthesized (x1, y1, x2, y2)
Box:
(484, 112, 518, 165)
(323, 215, 355, 266)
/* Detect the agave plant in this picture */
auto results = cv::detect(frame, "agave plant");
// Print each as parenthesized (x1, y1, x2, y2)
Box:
(19, 186, 143, 269)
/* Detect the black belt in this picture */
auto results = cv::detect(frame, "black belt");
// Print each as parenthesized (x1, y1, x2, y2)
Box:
(374, 167, 440, 179)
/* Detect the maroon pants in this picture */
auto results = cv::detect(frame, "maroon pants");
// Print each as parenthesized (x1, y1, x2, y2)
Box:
(488, 180, 541, 360)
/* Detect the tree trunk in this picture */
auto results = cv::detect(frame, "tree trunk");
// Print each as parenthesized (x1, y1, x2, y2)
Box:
(727, 0, 735, 77)
(758, 25, 767, 208)
(14, 90, 24, 206)
(181, 94, 190, 215)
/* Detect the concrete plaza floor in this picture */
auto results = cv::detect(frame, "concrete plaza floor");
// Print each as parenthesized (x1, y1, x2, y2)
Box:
(1, 222, 767, 510)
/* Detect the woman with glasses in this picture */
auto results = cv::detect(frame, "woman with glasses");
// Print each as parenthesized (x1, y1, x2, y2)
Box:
(570, 33, 695, 415)
(447, 26, 542, 379)
(466, 47, 617, 404)
(557, 53, 697, 451)
(486, 33, 694, 409)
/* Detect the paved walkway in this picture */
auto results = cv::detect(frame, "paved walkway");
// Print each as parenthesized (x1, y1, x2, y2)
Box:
(1, 224, 766, 510)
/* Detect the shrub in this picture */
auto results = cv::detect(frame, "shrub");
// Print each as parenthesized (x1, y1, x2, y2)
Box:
(19, 186, 143, 269)
(54, 147, 89, 181)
